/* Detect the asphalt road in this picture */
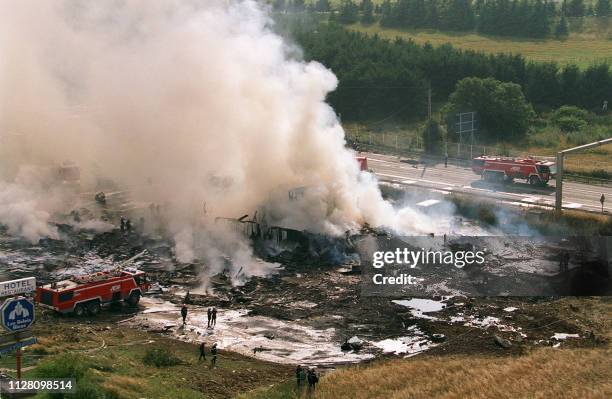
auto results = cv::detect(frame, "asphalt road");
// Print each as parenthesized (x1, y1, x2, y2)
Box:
(364, 152, 612, 214)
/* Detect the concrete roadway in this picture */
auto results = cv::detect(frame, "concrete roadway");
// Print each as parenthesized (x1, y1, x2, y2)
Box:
(364, 152, 612, 214)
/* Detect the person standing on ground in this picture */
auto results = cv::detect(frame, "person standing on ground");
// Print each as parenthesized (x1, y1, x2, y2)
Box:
(207, 308, 212, 328)
(210, 343, 217, 368)
(181, 304, 188, 326)
(211, 307, 217, 327)
(307, 368, 318, 391)
(296, 365, 306, 388)
(199, 341, 206, 361)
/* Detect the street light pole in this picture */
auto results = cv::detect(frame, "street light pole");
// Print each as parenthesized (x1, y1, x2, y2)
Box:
(555, 138, 612, 212)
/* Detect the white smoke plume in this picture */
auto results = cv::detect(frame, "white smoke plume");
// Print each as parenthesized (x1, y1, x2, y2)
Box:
(0, 0, 436, 269)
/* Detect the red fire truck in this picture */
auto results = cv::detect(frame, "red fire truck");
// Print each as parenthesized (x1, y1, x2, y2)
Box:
(356, 156, 368, 171)
(471, 156, 554, 186)
(36, 267, 150, 316)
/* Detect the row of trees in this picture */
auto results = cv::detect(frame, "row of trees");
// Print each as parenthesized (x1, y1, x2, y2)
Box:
(378, 0, 582, 38)
(274, 0, 612, 38)
(380, 0, 475, 32)
(478, 0, 551, 38)
(274, 0, 612, 18)
(292, 23, 612, 139)
(563, 0, 611, 17)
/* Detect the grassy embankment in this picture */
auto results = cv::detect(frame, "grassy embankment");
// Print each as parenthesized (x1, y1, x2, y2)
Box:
(243, 348, 612, 399)
(379, 182, 612, 232)
(448, 191, 612, 234)
(0, 311, 290, 398)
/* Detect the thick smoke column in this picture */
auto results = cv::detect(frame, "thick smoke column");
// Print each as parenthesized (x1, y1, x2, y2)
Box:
(0, 0, 432, 251)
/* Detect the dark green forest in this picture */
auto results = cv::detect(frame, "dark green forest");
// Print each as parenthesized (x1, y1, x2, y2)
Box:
(289, 21, 611, 140)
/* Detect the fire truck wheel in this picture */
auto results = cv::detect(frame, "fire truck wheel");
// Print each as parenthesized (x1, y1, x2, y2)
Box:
(529, 175, 540, 185)
(74, 304, 86, 317)
(87, 301, 101, 316)
(126, 292, 141, 306)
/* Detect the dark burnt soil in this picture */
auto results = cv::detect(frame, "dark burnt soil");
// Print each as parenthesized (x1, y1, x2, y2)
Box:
(3, 225, 608, 362)
(155, 258, 610, 359)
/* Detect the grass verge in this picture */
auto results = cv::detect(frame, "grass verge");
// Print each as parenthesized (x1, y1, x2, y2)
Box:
(241, 347, 612, 399)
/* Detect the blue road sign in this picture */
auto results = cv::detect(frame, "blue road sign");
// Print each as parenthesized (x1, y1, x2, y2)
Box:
(1, 297, 35, 332)
(0, 337, 37, 355)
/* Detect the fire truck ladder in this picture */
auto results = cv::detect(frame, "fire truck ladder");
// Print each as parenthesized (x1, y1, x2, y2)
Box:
(555, 137, 612, 211)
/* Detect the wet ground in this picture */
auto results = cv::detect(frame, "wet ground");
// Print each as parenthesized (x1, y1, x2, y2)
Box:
(131, 267, 607, 367)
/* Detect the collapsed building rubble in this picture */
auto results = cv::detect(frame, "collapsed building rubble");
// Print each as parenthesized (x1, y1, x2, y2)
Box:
(215, 213, 360, 267)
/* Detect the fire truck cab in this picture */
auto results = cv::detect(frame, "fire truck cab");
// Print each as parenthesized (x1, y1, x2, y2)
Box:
(36, 268, 150, 316)
(472, 156, 554, 186)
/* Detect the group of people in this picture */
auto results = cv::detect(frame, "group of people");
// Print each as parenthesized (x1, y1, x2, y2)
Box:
(295, 365, 319, 391)
(179, 304, 218, 329)
(207, 307, 217, 328)
(180, 304, 219, 368)
(199, 341, 218, 368)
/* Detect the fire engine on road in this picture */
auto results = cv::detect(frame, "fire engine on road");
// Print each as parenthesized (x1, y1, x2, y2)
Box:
(36, 253, 150, 316)
(356, 156, 368, 171)
(471, 156, 554, 186)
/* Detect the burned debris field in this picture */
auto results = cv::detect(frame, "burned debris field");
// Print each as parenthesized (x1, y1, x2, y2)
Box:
(0, 155, 611, 398)
(0, 183, 610, 398)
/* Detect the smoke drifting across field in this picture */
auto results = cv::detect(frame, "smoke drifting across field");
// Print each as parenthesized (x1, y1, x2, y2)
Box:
(0, 0, 445, 279)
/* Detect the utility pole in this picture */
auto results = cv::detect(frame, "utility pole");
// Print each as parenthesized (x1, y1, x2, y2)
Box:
(555, 138, 612, 212)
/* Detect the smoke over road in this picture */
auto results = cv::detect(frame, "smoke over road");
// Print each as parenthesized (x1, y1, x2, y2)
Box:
(0, 0, 441, 274)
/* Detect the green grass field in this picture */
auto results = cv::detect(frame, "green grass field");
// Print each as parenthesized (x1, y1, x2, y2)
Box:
(348, 21, 612, 69)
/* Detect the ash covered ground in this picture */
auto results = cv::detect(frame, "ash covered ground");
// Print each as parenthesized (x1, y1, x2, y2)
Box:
(1, 198, 609, 368)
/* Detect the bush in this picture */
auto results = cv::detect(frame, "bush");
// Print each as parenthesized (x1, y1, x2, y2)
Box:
(36, 353, 90, 381)
(551, 105, 589, 132)
(555, 116, 587, 132)
(143, 347, 181, 368)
